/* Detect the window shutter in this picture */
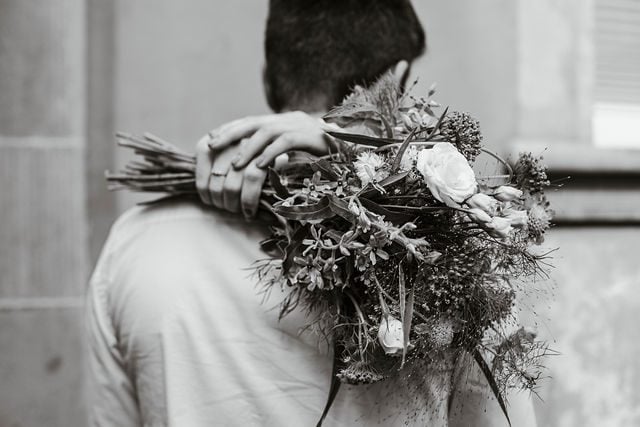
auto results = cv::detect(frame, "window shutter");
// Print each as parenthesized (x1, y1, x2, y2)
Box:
(595, 0, 640, 104)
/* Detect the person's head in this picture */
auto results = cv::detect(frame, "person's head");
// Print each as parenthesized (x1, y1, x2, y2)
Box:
(264, 0, 425, 113)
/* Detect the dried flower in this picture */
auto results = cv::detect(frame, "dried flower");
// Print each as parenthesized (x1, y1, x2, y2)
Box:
(527, 203, 552, 244)
(415, 318, 455, 348)
(354, 152, 388, 187)
(439, 111, 483, 162)
(337, 362, 385, 385)
(514, 152, 550, 194)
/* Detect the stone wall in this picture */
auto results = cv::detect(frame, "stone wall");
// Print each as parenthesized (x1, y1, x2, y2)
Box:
(0, 1, 638, 426)
(0, 1, 88, 426)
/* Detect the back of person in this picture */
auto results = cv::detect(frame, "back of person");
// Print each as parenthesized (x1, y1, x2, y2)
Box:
(86, 2, 536, 425)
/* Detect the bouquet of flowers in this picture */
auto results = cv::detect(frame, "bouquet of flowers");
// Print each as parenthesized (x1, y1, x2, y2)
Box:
(108, 74, 554, 425)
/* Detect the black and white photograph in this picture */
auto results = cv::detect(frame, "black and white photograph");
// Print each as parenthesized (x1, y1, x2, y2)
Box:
(1, 1, 640, 426)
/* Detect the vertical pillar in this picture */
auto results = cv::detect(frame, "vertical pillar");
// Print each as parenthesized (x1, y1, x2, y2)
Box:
(0, 1, 88, 426)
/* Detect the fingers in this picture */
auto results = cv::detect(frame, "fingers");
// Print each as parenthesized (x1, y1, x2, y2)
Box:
(208, 147, 237, 209)
(240, 160, 267, 219)
(255, 132, 333, 168)
(255, 134, 294, 168)
(231, 126, 281, 170)
(222, 167, 244, 213)
(208, 116, 268, 151)
(195, 135, 214, 205)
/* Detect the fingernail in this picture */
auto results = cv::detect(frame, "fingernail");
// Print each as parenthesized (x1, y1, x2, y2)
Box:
(232, 154, 243, 168)
(256, 155, 266, 168)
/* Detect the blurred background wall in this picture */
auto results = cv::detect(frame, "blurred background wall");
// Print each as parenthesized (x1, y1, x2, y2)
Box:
(1, 1, 639, 426)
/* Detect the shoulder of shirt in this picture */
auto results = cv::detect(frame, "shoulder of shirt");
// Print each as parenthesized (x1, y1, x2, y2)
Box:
(104, 197, 225, 253)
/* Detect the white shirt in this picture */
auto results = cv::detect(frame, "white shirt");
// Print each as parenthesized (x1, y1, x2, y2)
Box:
(86, 199, 535, 426)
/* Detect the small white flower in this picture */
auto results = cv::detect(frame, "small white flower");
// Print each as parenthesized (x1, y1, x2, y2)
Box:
(377, 315, 406, 355)
(487, 216, 513, 238)
(416, 142, 477, 204)
(399, 145, 419, 171)
(493, 186, 523, 202)
(503, 208, 528, 228)
(354, 152, 388, 187)
(466, 193, 498, 215)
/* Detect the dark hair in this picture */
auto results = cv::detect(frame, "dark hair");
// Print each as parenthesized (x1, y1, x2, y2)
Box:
(264, 0, 426, 112)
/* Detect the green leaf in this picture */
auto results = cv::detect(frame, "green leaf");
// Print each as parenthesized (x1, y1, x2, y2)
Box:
(328, 196, 356, 221)
(275, 197, 335, 221)
(326, 130, 401, 147)
(268, 168, 291, 199)
(472, 349, 511, 427)
(315, 342, 344, 427)
(359, 198, 415, 223)
(323, 103, 378, 121)
(283, 225, 310, 274)
(359, 171, 409, 199)
(311, 159, 340, 180)
(391, 127, 418, 173)
(401, 287, 414, 368)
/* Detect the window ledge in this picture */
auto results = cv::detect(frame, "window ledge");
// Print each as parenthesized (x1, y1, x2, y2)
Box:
(506, 141, 640, 224)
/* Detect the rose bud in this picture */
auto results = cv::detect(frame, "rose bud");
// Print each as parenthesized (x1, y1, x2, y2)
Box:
(493, 186, 523, 202)
(467, 208, 492, 224)
(466, 193, 498, 215)
(487, 217, 513, 238)
(377, 315, 406, 355)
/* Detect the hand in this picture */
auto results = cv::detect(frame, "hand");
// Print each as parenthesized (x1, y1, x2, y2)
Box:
(195, 111, 340, 219)
(209, 111, 340, 169)
(195, 136, 268, 219)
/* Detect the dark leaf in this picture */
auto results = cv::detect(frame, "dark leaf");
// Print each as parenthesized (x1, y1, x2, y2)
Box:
(323, 103, 378, 120)
(472, 349, 511, 427)
(391, 127, 418, 173)
(328, 196, 356, 221)
(401, 287, 414, 368)
(283, 225, 310, 274)
(359, 171, 409, 199)
(316, 342, 344, 427)
(268, 168, 291, 199)
(359, 198, 415, 223)
(275, 197, 335, 221)
(327, 131, 401, 147)
(311, 159, 340, 180)
(426, 106, 449, 139)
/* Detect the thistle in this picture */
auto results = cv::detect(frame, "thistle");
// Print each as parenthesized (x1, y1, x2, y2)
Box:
(439, 111, 483, 162)
(514, 152, 550, 194)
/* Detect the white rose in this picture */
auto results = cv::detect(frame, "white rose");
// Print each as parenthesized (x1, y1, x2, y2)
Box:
(416, 143, 477, 204)
(377, 315, 405, 355)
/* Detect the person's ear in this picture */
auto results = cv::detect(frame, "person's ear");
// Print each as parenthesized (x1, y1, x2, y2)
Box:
(391, 60, 410, 92)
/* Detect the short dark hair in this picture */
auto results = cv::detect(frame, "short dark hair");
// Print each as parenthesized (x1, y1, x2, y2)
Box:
(264, 0, 426, 112)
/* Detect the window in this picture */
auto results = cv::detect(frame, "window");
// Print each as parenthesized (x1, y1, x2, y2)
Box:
(593, 0, 640, 148)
